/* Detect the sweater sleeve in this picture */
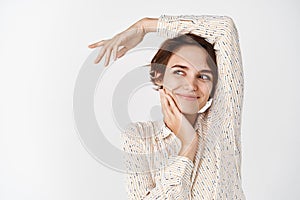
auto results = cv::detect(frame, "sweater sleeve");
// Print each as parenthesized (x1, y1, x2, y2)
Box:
(121, 123, 194, 199)
(157, 15, 244, 180)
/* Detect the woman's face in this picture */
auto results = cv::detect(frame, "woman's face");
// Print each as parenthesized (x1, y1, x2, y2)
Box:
(162, 45, 214, 115)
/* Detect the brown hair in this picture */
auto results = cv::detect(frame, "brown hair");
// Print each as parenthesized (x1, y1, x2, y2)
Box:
(149, 33, 218, 98)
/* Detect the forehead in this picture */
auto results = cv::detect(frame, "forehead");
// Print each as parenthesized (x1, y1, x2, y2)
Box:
(166, 45, 210, 71)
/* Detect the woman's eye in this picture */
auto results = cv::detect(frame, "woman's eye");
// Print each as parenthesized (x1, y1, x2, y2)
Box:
(198, 74, 211, 80)
(173, 70, 211, 80)
(173, 70, 185, 75)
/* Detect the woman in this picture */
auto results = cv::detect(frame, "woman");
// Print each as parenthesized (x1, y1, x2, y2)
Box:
(89, 15, 245, 199)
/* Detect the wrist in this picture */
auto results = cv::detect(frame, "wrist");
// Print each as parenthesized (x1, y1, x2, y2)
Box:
(139, 17, 158, 33)
(178, 146, 196, 163)
(178, 134, 198, 155)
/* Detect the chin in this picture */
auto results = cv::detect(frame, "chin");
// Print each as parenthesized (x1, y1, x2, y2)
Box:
(176, 100, 200, 115)
(178, 106, 199, 115)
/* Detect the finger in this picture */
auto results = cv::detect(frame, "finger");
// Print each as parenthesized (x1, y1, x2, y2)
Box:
(163, 90, 173, 113)
(116, 47, 128, 58)
(159, 90, 168, 116)
(104, 38, 121, 66)
(104, 46, 113, 67)
(163, 89, 181, 115)
(95, 40, 117, 64)
(112, 40, 121, 61)
(160, 89, 170, 108)
(159, 89, 167, 112)
(88, 40, 105, 48)
(159, 89, 172, 118)
(94, 47, 106, 64)
(162, 91, 176, 115)
(112, 45, 118, 61)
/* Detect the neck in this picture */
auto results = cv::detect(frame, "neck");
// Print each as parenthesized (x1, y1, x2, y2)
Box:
(183, 113, 200, 128)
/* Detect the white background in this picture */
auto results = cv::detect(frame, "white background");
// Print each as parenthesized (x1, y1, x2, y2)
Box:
(1, 0, 300, 199)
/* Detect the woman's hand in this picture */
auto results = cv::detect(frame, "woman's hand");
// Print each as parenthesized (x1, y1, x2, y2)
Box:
(88, 19, 146, 66)
(88, 17, 158, 66)
(159, 88, 199, 161)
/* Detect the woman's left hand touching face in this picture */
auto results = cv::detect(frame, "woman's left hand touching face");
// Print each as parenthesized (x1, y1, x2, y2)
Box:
(159, 88, 197, 149)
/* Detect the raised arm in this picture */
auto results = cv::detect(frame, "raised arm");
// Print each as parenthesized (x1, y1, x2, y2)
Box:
(90, 14, 243, 148)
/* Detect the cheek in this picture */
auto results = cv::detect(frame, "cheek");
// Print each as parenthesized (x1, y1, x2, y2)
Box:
(199, 83, 213, 97)
(162, 74, 183, 89)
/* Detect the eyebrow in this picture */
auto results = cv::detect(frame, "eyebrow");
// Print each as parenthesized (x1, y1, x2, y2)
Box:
(171, 65, 213, 75)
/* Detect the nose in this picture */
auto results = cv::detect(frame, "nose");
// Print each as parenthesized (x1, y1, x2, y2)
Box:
(183, 76, 198, 91)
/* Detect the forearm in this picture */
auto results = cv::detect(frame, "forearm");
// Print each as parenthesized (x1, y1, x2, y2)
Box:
(138, 17, 158, 33)
(178, 133, 199, 163)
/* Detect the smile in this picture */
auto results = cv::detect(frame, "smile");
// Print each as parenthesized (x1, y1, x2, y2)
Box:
(176, 93, 199, 101)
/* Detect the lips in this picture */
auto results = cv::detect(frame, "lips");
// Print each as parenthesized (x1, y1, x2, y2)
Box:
(175, 93, 199, 101)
